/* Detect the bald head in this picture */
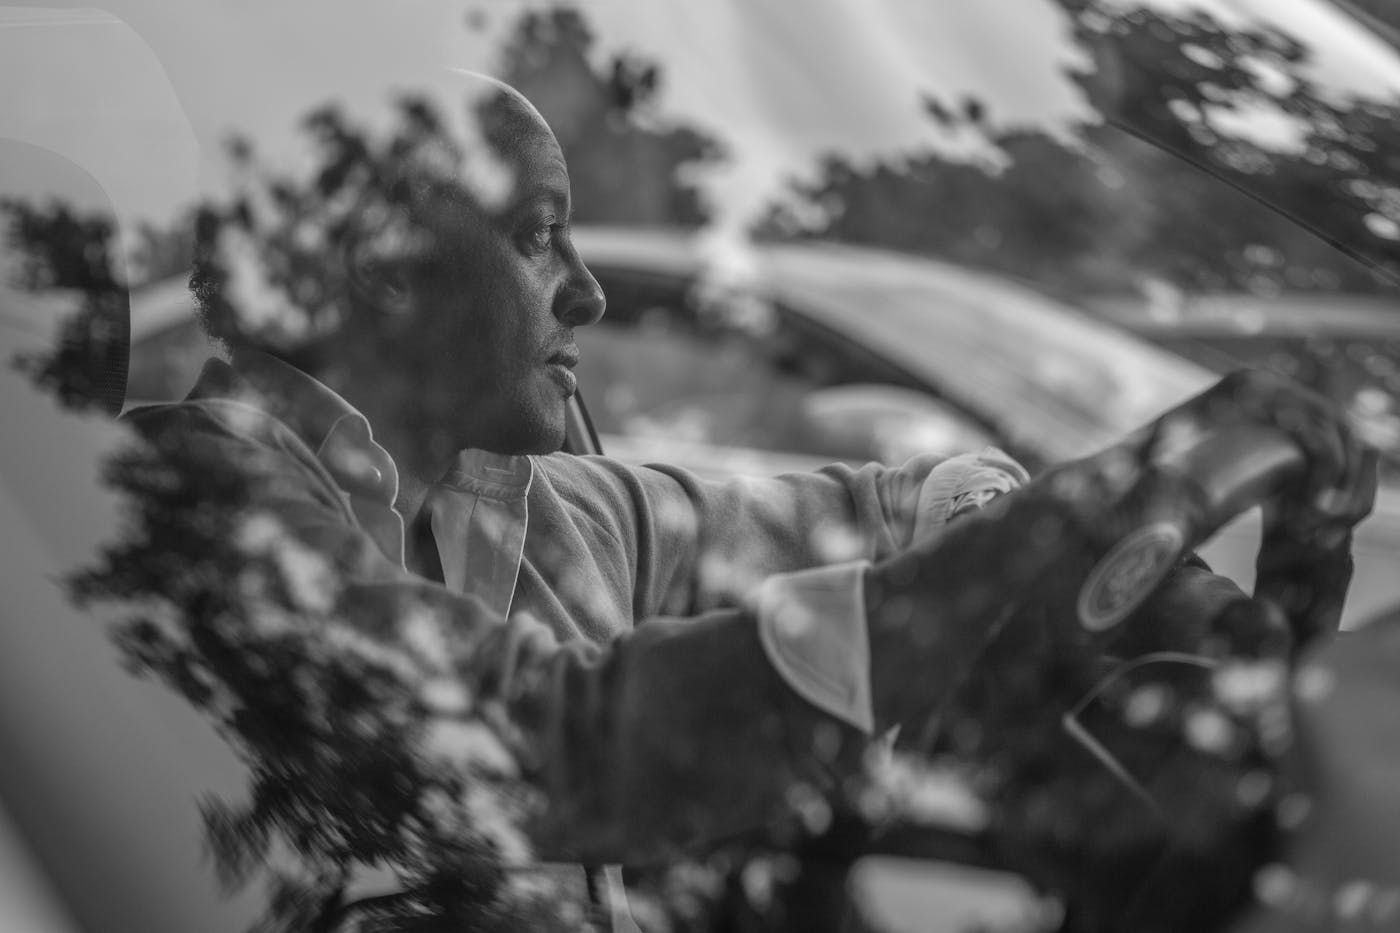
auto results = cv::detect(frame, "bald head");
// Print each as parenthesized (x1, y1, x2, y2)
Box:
(438, 74, 561, 218)
(194, 76, 600, 472)
(461, 73, 550, 147)
(341, 76, 601, 465)
(344, 76, 566, 280)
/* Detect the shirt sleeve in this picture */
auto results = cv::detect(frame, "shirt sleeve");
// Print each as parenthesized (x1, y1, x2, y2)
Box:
(756, 561, 875, 733)
(745, 451, 1028, 736)
(546, 448, 1027, 739)
(123, 402, 879, 865)
(558, 447, 1028, 623)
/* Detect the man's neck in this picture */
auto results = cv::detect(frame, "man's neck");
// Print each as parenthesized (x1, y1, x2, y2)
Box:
(394, 470, 430, 521)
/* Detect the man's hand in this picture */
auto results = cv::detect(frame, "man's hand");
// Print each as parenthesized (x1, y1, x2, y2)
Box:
(863, 369, 1378, 733)
(1115, 557, 1290, 659)
(1135, 370, 1377, 645)
(1148, 369, 1376, 540)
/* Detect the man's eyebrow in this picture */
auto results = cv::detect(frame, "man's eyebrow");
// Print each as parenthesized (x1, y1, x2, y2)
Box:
(510, 188, 569, 218)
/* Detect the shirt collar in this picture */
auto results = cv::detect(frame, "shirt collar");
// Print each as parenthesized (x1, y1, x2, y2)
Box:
(437, 447, 534, 501)
(188, 350, 400, 508)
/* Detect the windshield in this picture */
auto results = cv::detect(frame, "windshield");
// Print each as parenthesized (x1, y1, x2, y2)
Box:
(5, 3, 1400, 933)
(762, 242, 1216, 459)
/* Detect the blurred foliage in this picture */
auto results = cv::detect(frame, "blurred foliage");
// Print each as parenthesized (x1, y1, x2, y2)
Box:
(70, 417, 582, 932)
(761, 0, 1400, 298)
(1, 198, 120, 292)
(191, 92, 510, 476)
(6, 3, 1389, 931)
(130, 210, 199, 286)
(2, 198, 129, 414)
(3, 194, 195, 292)
(184, 5, 724, 473)
(498, 7, 726, 227)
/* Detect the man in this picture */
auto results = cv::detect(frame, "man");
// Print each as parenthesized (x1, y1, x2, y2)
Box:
(394, 83, 1031, 645)
(181, 77, 1034, 927)
(139, 75, 1373, 929)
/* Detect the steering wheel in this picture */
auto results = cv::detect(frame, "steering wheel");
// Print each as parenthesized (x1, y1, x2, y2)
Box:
(954, 424, 1312, 933)
(744, 424, 1332, 933)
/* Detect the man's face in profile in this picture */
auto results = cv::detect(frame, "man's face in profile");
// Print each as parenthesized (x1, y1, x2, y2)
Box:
(391, 89, 606, 460)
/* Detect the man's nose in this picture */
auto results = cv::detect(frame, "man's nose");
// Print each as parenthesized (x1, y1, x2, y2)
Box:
(556, 252, 606, 328)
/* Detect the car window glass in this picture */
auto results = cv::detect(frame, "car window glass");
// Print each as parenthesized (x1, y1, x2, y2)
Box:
(8, 3, 1400, 932)
(577, 265, 998, 468)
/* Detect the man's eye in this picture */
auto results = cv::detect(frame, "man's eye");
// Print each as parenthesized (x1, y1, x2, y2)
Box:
(527, 223, 560, 252)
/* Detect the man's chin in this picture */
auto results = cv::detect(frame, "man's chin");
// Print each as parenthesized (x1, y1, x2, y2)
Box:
(535, 418, 570, 455)
(515, 433, 567, 456)
(483, 413, 568, 456)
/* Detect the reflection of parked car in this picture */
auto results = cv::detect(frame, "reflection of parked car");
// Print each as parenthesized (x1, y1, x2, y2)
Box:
(565, 226, 1400, 629)
(1088, 291, 1400, 463)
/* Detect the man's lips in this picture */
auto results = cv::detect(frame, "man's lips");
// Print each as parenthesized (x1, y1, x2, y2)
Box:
(546, 347, 580, 396)
(548, 347, 581, 369)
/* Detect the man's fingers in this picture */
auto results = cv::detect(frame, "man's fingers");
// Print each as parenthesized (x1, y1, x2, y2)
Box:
(1275, 388, 1348, 495)
(1206, 370, 1342, 482)
(1329, 444, 1378, 525)
(1250, 372, 1360, 507)
(1302, 423, 1374, 530)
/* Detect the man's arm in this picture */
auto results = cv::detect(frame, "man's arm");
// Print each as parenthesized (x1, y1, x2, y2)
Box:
(122, 397, 1051, 864)
(544, 446, 1027, 619)
(122, 400, 881, 864)
(121, 369, 1374, 867)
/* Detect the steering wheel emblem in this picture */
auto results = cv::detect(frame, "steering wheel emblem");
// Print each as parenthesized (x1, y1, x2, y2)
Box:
(1078, 522, 1185, 631)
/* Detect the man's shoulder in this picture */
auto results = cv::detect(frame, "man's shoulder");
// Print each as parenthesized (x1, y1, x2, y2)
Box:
(531, 452, 713, 535)
(121, 395, 327, 485)
(532, 451, 664, 513)
(533, 451, 662, 493)
(124, 394, 291, 447)
(119, 393, 364, 536)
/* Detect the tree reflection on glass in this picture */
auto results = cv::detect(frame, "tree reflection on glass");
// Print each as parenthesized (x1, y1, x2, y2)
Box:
(65, 391, 582, 932)
(2, 4, 1390, 933)
(765, 0, 1400, 295)
(3, 198, 130, 415)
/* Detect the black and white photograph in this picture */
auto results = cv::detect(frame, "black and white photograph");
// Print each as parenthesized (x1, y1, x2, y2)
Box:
(3, 2, 1400, 931)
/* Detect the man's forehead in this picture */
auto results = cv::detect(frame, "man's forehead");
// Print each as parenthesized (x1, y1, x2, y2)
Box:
(388, 78, 569, 218)
(461, 92, 569, 213)
(508, 132, 570, 205)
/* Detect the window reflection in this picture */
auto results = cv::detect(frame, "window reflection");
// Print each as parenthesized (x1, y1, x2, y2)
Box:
(4, 3, 1400, 933)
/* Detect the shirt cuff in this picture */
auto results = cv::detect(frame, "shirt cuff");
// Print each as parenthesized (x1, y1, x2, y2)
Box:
(756, 561, 874, 735)
(912, 446, 1029, 543)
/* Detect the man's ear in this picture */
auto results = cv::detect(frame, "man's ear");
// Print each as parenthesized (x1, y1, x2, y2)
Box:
(345, 241, 414, 316)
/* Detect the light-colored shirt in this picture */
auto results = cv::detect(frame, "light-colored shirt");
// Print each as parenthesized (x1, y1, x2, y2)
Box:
(416, 440, 1023, 931)
(128, 352, 1025, 928)
(419, 445, 1027, 731)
